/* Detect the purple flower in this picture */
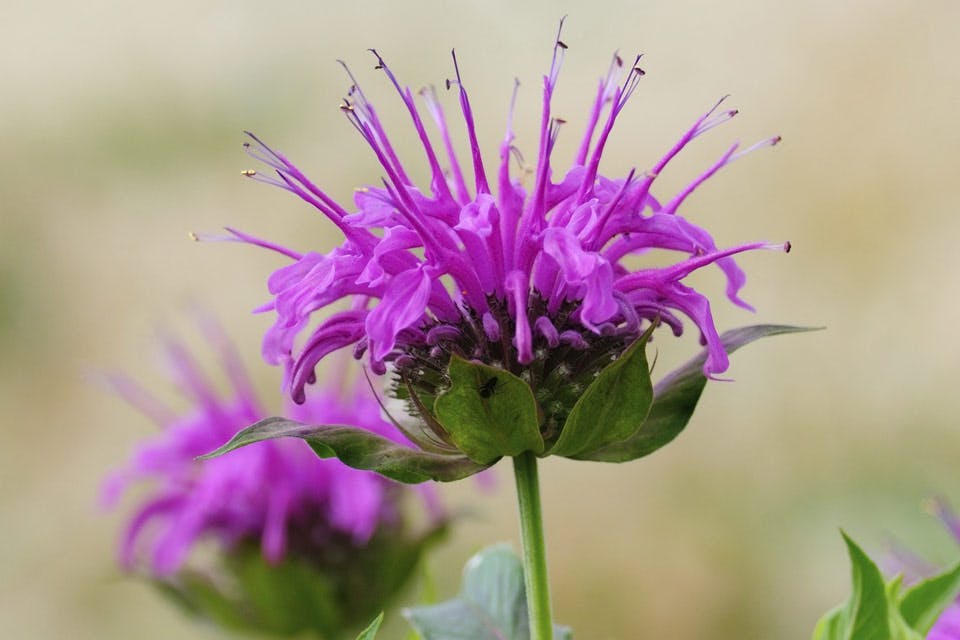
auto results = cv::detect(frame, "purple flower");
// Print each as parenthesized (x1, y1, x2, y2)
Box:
(102, 320, 439, 579)
(230, 24, 787, 435)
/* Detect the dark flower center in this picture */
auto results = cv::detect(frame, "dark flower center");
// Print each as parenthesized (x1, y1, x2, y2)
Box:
(390, 295, 643, 448)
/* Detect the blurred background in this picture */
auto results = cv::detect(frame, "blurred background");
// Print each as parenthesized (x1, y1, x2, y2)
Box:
(3, 0, 959, 637)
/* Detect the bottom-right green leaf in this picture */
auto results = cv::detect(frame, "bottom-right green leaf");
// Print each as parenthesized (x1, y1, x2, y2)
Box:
(812, 532, 960, 640)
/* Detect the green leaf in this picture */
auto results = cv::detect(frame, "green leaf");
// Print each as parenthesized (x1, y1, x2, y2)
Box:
(809, 532, 960, 640)
(403, 544, 572, 640)
(899, 561, 960, 634)
(548, 329, 653, 457)
(229, 547, 342, 636)
(576, 324, 817, 463)
(812, 532, 890, 640)
(433, 356, 544, 464)
(200, 418, 490, 483)
(356, 613, 384, 640)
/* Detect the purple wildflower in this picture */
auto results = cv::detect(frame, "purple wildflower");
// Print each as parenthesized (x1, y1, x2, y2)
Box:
(233, 24, 787, 437)
(102, 321, 438, 578)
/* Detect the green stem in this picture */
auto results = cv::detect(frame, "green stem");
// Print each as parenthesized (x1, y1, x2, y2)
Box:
(512, 451, 553, 640)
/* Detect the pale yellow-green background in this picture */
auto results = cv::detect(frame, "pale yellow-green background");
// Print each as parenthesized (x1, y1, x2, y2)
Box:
(3, 0, 959, 638)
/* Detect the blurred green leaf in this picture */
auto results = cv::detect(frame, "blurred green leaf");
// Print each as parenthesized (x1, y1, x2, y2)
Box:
(229, 547, 341, 635)
(548, 328, 653, 458)
(152, 525, 444, 638)
(356, 612, 384, 640)
(200, 417, 489, 483)
(898, 560, 960, 634)
(811, 532, 960, 640)
(576, 324, 817, 462)
(404, 544, 571, 640)
(433, 355, 544, 464)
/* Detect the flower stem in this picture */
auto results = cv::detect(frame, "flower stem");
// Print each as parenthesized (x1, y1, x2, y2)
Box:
(513, 451, 553, 640)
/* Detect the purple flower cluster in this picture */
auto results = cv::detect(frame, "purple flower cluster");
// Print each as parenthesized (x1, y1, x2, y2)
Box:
(102, 326, 432, 577)
(234, 26, 787, 418)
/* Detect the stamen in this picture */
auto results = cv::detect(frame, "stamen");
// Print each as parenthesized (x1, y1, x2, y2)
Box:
(548, 16, 569, 87)
(368, 49, 456, 202)
(338, 59, 414, 186)
(420, 85, 470, 203)
(574, 52, 625, 166)
(450, 49, 491, 194)
(188, 228, 303, 260)
(730, 135, 782, 161)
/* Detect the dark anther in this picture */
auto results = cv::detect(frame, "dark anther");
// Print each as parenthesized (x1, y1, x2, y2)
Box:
(557, 39, 568, 49)
(445, 78, 452, 90)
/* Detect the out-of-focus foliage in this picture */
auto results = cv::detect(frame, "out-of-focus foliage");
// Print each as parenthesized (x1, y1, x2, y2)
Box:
(812, 533, 960, 640)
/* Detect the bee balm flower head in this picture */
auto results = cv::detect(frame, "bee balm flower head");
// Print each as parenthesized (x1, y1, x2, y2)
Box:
(221, 22, 792, 473)
(102, 322, 442, 635)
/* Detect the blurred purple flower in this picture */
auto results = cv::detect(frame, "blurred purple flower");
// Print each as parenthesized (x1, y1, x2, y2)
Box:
(229, 22, 787, 405)
(102, 320, 439, 578)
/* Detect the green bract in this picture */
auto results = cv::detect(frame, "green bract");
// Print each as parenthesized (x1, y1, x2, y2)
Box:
(154, 530, 441, 639)
(434, 356, 544, 464)
(812, 532, 960, 640)
(203, 324, 813, 483)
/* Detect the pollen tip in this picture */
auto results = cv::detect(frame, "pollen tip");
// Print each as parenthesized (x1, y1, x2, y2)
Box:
(784, 241, 792, 253)
(241, 169, 256, 177)
(188, 231, 199, 242)
(771, 135, 783, 145)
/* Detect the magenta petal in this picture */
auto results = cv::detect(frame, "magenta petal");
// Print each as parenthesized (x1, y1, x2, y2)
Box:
(542, 227, 618, 329)
(666, 283, 729, 377)
(505, 270, 533, 364)
(357, 226, 421, 287)
(365, 267, 432, 361)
